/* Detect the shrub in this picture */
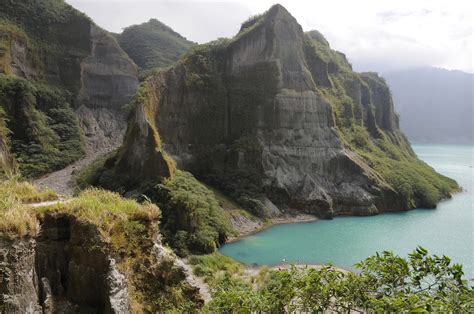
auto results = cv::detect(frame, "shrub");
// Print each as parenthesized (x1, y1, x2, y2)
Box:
(153, 171, 233, 256)
(188, 252, 244, 285)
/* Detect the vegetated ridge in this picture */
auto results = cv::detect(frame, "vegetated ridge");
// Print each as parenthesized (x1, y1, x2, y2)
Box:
(117, 18, 195, 77)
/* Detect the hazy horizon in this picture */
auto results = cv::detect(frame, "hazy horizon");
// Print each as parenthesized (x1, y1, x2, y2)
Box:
(65, 0, 473, 74)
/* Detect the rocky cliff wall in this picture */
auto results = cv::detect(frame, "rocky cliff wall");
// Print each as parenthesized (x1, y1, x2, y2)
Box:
(0, 238, 42, 313)
(0, 211, 202, 313)
(108, 4, 457, 217)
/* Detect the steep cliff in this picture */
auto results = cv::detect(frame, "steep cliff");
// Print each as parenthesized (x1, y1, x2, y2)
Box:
(117, 19, 195, 75)
(103, 4, 458, 217)
(0, 0, 138, 178)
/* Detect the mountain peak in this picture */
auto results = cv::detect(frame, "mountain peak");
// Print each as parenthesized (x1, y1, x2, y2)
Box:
(267, 3, 291, 15)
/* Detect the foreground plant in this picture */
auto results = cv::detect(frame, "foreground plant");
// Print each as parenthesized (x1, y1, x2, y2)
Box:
(207, 247, 474, 313)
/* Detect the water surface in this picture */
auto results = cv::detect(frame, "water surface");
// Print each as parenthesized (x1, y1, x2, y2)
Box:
(220, 144, 474, 277)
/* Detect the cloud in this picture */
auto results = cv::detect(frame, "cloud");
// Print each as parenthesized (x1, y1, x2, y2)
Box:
(66, 0, 473, 73)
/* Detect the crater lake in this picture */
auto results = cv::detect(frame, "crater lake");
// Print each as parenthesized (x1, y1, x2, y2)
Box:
(220, 144, 474, 277)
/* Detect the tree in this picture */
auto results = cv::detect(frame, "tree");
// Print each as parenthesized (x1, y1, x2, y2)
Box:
(207, 247, 474, 312)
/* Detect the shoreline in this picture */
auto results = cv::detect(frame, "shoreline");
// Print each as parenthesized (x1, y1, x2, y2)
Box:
(244, 263, 353, 276)
(226, 213, 318, 243)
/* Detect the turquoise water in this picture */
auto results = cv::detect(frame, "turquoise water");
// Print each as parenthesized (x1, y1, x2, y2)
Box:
(220, 144, 474, 278)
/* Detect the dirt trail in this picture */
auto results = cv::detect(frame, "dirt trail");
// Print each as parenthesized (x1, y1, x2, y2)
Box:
(34, 152, 102, 196)
(34, 106, 126, 196)
(28, 198, 71, 208)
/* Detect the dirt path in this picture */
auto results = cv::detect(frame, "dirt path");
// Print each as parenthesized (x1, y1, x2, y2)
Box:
(178, 259, 212, 303)
(28, 198, 71, 208)
(34, 107, 126, 196)
(34, 152, 102, 196)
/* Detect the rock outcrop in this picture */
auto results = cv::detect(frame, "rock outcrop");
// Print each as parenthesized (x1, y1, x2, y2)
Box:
(106, 4, 457, 217)
(0, 211, 202, 313)
(0, 238, 42, 313)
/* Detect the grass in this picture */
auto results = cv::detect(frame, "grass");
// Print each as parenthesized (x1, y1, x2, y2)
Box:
(0, 181, 159, 240)
(39, 188, 160, 237)
(0, 178, 56, 238)
(74, 152, 113, 191)
(188, 252, 245, 285)
(0, 182, 201, 311)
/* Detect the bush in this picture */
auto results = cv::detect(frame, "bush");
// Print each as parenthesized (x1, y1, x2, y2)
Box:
(153, 171, 233, 256)
(188, 253, 244, 285)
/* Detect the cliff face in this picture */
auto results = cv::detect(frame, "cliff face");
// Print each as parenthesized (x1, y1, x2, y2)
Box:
(110, 4, 457, 217)
(0, 238, 41, 313)
(0, 191, 203, 313)
(0, 0, 138, 178)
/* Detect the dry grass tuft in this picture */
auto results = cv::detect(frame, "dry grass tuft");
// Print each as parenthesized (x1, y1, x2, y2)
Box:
(0, 179, 54, 238)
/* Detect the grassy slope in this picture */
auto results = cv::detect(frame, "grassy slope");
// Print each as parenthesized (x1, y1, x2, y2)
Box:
(0, 181, 202, 311)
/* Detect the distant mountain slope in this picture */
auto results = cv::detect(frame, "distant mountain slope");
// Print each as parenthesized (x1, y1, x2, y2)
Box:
(0, 0, 138, 178)
(117, 19, 195, 74)
(384, 67, 473, 144)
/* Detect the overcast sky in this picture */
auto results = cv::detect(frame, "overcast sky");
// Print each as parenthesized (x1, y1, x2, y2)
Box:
(65, 0, 473, 73)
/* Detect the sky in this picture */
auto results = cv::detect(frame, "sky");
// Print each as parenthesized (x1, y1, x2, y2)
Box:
(65, 0, 473, 73)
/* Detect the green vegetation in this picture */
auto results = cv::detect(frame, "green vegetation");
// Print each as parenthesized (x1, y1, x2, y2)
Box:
(74, 152, 114, 191)
(0, 75, 84, 178)
(153, 171, 233, 256)
(207, 248, 473, 312)
(40, 188, 201, 311)
(118, 19, 194, 75)
(189, 253, 245, 285)
(0, 1, 97, 179)
(40, 188, 159, 233)
(0, 0, 90, 45)
(0, 106, 15, 178)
